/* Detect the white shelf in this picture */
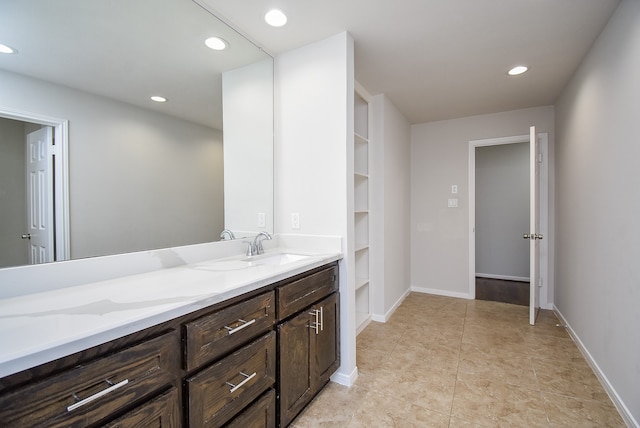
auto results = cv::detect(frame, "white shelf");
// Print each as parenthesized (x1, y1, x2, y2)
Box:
(355, 243, 369, 252)
(355, 276, 369, 291)
(355, 132, 369, 144)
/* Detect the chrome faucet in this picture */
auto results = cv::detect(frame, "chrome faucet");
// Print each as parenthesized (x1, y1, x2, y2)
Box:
(247, 231, 272, 256)
(219, 229, 235, 240)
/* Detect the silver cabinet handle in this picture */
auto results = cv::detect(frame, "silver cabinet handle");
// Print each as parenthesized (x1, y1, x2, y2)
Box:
(67, 379, 129, 412)
(319, 306, 324, 332)
(226, 371, 256, 393)
(225, 318, 256, 335)
(308, 309, 320, 334)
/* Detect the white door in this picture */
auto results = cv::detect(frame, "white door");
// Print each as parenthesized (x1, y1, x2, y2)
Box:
(528, 126, 542, 325)
(25, 127, 54, 264)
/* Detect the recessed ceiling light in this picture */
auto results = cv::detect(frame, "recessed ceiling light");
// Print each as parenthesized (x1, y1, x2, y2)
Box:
(0, 43, 17, 54)
(151, 96, 167, 103)
(265, 9, 287, 27)
(508, 65, 529, 76)
(205, 37, 228, 51)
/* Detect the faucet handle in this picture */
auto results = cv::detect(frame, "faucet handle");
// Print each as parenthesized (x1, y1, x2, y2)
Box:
(245, 241, 254, 256)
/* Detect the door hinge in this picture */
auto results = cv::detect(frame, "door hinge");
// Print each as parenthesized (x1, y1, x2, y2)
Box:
(537, 152, 543, 164)
(538, 277, 543, 288)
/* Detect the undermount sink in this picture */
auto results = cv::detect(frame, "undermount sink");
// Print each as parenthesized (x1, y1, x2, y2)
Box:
(245, 253, 312, 266)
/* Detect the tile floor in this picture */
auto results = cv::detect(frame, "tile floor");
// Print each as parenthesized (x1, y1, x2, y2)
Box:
(291, 293, 626, 427)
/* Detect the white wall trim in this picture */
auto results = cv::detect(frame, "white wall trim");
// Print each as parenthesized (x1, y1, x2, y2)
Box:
(468, 133, 550, 308)
(371, 288, 411, 323)
(0, 106, 70, 263)
(411, 285, 472, 300)
(331, 365, 358, 387)
(476, 273, 530, 282)
(554, 306, 639, 428)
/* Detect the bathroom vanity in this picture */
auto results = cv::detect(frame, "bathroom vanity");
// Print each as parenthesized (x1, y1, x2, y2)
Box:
(0, 251, 341, 427)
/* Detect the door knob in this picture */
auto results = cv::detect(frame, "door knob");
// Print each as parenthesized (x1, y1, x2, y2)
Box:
(21, 233, 31, 240)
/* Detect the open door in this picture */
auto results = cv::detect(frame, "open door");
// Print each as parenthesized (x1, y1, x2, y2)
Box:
(527, 126, 542, 325)
(25, 126, 54, 264)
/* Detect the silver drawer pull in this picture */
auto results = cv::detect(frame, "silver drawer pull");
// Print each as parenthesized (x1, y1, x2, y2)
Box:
(319, 306, 324, 332)
(226, 371, 256, 393)
(67, 379, 129, 412)
(224, 318, 256, 335)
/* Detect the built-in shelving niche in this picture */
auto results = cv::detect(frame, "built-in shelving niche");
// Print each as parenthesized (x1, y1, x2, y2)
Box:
(354, 84, 371, 335)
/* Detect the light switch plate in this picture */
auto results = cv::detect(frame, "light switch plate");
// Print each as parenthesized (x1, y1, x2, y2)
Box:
(451, 185, 458, 194)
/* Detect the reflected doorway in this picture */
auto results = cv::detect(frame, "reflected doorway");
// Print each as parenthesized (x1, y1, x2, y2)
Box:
(0, 109, 69, 267)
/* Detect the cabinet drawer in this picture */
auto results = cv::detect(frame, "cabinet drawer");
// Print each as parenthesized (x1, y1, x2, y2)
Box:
(104, 387, 180, 427)
(225, 388, 275, 428)
(187, 331, 276, 428)
(277, 265, 338, 320)
(184, 291, 276, 371)
(0, 331, 179, 428)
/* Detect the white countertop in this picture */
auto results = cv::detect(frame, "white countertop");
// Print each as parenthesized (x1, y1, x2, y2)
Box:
(0, 249, 341, 378)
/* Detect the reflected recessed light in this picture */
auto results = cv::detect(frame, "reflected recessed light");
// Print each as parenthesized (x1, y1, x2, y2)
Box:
(508, 65, 529, 76)
(151, 96, 167, 103)
(205, 37, 228, 51)
(265, 9, 287, 27)
(0, 43, 17, 54)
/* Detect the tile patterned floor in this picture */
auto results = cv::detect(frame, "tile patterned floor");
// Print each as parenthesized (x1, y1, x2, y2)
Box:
(291, 293, 626, 427)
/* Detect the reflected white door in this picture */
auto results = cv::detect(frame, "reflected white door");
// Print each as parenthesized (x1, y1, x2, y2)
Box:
(25, 127, 54, 264)
(528, 126, 541, 325)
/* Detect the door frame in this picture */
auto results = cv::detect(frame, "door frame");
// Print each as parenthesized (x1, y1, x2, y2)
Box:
(468, 133, 550, 308)
(0, 107, 70, 262)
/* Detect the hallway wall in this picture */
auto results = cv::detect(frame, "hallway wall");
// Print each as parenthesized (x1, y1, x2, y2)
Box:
(554, 0, 640, 424)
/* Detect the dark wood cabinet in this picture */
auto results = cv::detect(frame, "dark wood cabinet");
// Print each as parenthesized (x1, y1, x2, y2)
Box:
(0, 262, 339, 428)
(0, 331, 179, 427)
(186, 331, 276, 428)
(277, 265, 340, 427)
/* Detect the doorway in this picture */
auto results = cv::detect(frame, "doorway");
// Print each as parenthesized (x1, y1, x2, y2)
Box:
(475, 142, 530, 305)
(0, 109, 69, 267)
(468, 133, 549, 310)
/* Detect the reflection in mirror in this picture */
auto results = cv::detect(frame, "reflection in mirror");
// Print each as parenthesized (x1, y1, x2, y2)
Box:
(0, 0, 273, 269)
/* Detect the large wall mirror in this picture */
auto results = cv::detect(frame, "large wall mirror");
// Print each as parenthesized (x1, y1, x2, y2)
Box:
(0, 0, 274, 269)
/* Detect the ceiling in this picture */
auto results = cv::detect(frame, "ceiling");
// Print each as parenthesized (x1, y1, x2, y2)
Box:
(0, 0, 268, 130)
(202, 0, 620, 124)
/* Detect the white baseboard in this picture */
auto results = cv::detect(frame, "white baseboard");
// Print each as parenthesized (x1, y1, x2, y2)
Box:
(411, 286, 473, 300)
(475, 273, 530, 282)
(331, 365, 358, 387)
(370, 288, 412, 323)
(554, 307, 639, 428)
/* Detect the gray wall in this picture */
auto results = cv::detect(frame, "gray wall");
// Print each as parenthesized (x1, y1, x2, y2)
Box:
(555, 0, 639, 423)
(410, 106, 555, 301)
(475, 142, 529, 279)
(0, 69, 224, 261)
(0, 118, 27, 267)
(371, 94, 411, 318)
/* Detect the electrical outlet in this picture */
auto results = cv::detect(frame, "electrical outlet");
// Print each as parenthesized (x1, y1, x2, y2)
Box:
(448, 198, 458, 208)
(291, 212, 300, 229)
(258, 212, 266, 228)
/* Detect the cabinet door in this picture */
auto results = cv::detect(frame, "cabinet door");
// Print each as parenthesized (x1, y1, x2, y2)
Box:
(315, 292, 340, 387)
(277, 310, 313, 427)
